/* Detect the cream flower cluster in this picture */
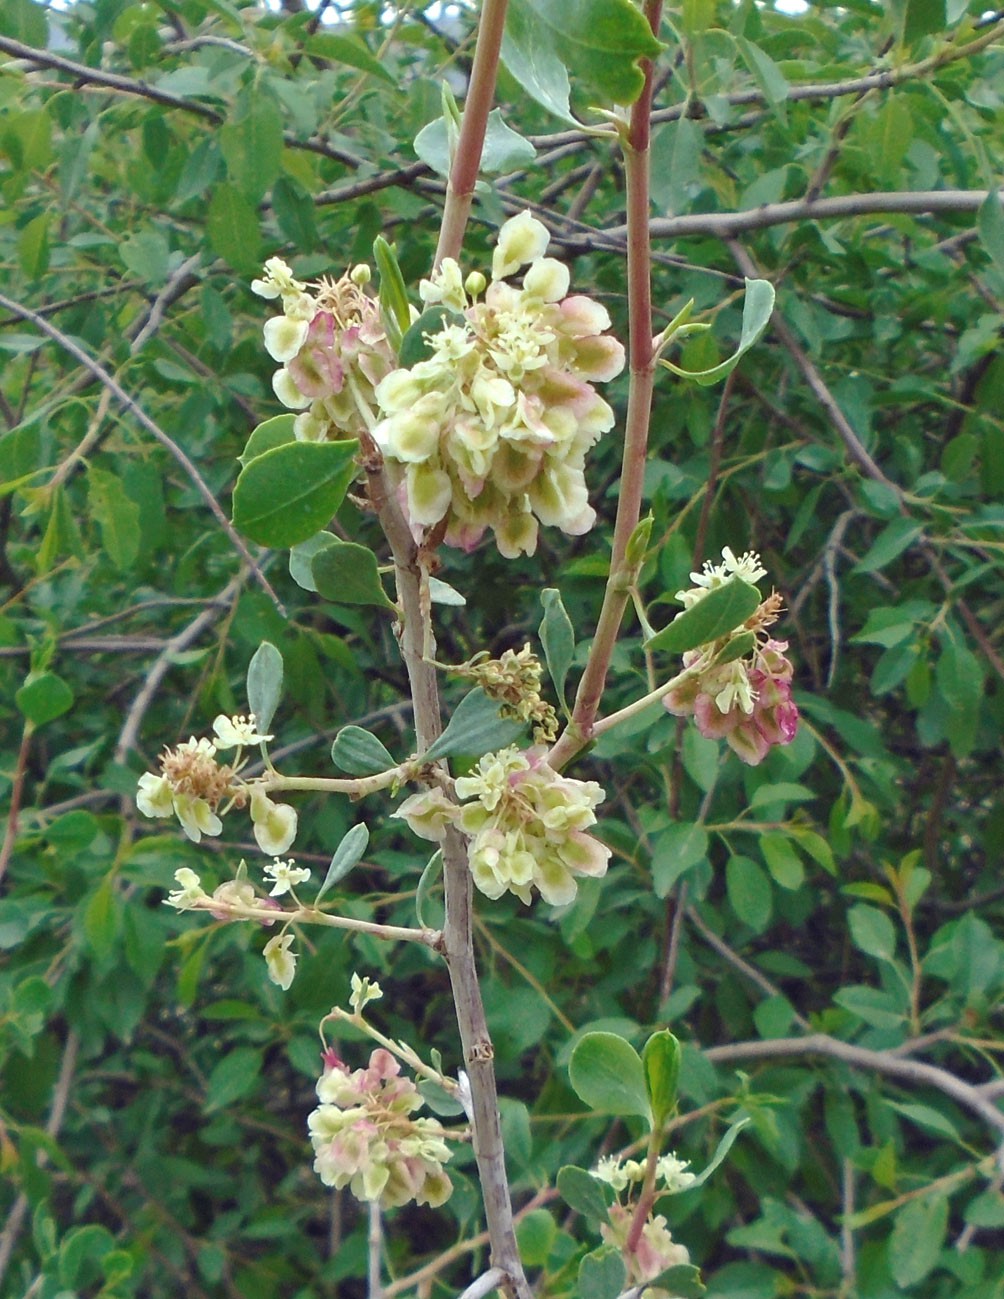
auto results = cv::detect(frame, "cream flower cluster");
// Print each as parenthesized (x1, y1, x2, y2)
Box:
(372, 211, 625, 558)
(593, 1152, 697, 1196)
(396, 746, 610, 906)
(136, 714, 298, 855)
(162, 865, 297, 989)
(308, 1048, 453, 1208)
(662, 550, 799, 766)
(252, 257, 396, 443)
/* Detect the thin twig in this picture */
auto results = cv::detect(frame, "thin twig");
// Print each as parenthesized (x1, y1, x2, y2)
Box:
(685, 906, 812, 1031)
(0, 291, 284, 613)
(0, 1032, 78, 1286)
(704, 1035, 1004, 1157)
(0, 720, 32, 886)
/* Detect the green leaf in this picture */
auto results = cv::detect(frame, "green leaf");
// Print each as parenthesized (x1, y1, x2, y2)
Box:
(289, 532, 336, 592)
(760, 832, 804, 890)
(82, 880, 120, 955)
(415, 850, 443, 929)
(398, 306, 456, 367)
(848, 903, 897, 962)
(649, 1264, 706, 1298)
(556, 1165, 612, 1223)
(5, 109, 51, 171)
(852, 518, 922, 574)
(373, 236, 412, 340)
(239, 415, 297, 467)
(422, 688, 526, 760)
(304, 31, 396, 84)
(578, 1245, 626, 1299)
(314, 824, 370, 905)
(330, 726, 395, 775)
(16, 671, 73, 726)
(88, 467, 140, 570)
(935, 638, 981, 758)
(660, 279, 775, 386)
(726, 855, 773, 932)
(539, 587, 575, 710)
(312, 539, 395, 608)
(17, 212, 49, 280)
(652, 821, 709, 897)
(515, 1208, 557, 1265)
(977, 192, 1004, 279)
(272, 176, 318, 252)
(246, 641, 283, 734)
(232, 439, 359, 547)
(688, 1116, 750, 1188)
(503, 0, 664, 118)
(903, 0, 945, 43)
(736, 37, 789, 120)
(643, 1029, 681, 1126)
(646, 579, 761, 654)
(889, 1192, 948, 1287)
(0, 0, 48, 47)
(204, 1046, 263, 1112)
(651, 116, 704, 215)
(429, 576, 466, 606)
(220, 95, 283, 202)
(119, 229, 170, 286)
(59, 1224, 115, 1287)
(568, 1031, 651, 1119)
(414, 107, 535, 177)
(833, 985, 906, 1029)
(207, 182, 262, 275)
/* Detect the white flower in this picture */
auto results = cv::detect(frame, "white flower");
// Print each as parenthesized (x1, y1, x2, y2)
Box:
(676, 546, 767, 608)
(166, 868, 205, 910)
(136, 772, 173, 818)
(657, 1153, 697, 1193)
(250, 788, 298, 856)
(252, 256, 308, 301)
(492, 210, 550, 280)
(264, 858, 311, 897)
(211, 713, 273, 750)
(349, 972, 383, 1014)
(171, 793, 223, 844)
(263, 315, 310, 363)
(263, 932, 297, 990)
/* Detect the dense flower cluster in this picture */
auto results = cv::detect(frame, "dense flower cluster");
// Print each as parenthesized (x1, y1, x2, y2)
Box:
(662, 549, 799, 766)
(308, 1048, 453, 1208)
(372, 211, 625, 557)
(462, 643, 558, 743)
(396, 746, 609, 906)
(252, 257, 396, 442)
(136, 714, 298, 854)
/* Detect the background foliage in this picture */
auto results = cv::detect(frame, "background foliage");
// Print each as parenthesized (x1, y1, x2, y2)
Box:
(2, 0, 1004, 1295)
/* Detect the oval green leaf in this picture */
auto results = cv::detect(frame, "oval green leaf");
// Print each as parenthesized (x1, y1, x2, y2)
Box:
(232, 439, 359, 548)
(423, 688, 526, 761)
(330, 726, 395, 775)
(646, 579, 761, 655)
(568, 1031, 651, 1120)
(312, 539, 395, 608)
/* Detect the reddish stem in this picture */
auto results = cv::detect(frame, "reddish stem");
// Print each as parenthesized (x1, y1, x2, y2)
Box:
(548, 0, 663, 770)
(434, 0, 509, 267)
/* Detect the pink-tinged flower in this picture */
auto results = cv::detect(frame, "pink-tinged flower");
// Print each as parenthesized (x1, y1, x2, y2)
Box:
(665, 637, 798, 766)
(308, 1048, 453, 1209)
(372, 212, 624, 559)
